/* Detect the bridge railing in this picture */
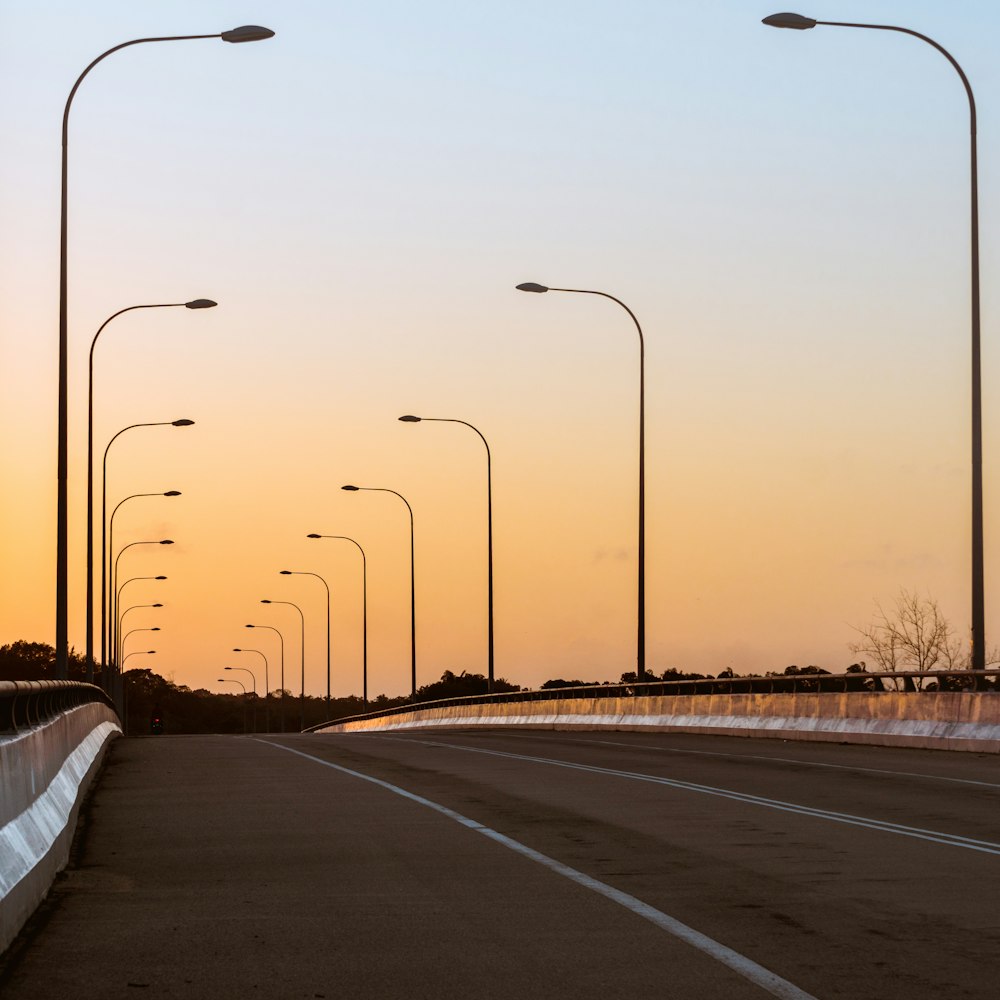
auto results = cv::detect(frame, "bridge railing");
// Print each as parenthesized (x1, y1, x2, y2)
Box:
(305, 668, 1000, 733)
(0, 680, 118, 736)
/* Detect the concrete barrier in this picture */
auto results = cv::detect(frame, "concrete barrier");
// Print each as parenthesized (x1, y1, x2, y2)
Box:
(0, 701, 120, 954)
(315, 691, 1000, 752)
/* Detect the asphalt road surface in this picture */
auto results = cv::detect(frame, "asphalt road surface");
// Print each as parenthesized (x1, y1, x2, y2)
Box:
(3, 729, 999, 999)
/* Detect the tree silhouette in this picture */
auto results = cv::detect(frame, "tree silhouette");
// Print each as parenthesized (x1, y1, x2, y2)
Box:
(849, 590, 970, 689)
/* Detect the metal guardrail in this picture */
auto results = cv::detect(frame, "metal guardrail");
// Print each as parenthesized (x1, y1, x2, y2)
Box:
(305, 668, 1000, 733)
(0, 680, 118, 736)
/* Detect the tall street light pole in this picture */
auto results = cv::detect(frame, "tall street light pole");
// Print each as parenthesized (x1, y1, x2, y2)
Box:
(87, 300, 214, 681)
(233, 648, 269, 733)
(105, 485, 182, 681)
(121, 627, 160, 662)
(116, 576, 167, 647)
(116, 612, 160, 713)
(399, 415, 495, 691)
(342, 485, 417, 697)
(56, 24, 274, 678)
(261, 599, 305, 730)
(280, 570, 332, 711)
(111, 572, 166, 682)
(763, 12, 986, 673)
(112, 540, 172, 671)
(224, 665, 257, 733)
(218, 677, 248, 733)
(118, 605, 163, 669)
(103, 418, 191, 673)
(307, 534, 368, 708)
(517, 282, 647, 680)
(121, 649, 156, 722)
(122, 650, 156, 669)
(247, 624, 284, 732)
(117, 575, 167, 605)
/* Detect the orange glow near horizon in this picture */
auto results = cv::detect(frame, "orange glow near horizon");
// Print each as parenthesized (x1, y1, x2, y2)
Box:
(3, 2, 999, 699)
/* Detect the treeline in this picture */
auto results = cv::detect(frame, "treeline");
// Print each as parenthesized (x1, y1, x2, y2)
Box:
(542, 664, 847, 688)
(2, 639, 910, 735)
(123, 665, 524, 735)
(0, 641, 522, 735)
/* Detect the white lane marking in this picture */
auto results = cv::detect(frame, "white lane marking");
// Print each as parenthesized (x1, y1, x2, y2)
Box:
(258, 738, 819, 1000)
(503, 733, 1000, 791)
(380, 736, 1000, 856)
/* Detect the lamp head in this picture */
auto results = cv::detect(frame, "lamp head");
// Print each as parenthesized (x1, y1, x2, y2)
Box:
(163, 491, 182, 497)
(279, 570, 293, 575)
(155, 576, 167, 580)
(172, 419, 195, 427)
(398, 415, 422, 423)
(224, 666, 233, 671)
(152, 603, 164, 608)
(307, 533, 322, 539)
(221, 25, 275, 43)
(762, 12, 817, 28)
(516, 282, 549, 293)
(185, 299, 218, 309)
(159, 539, 174, 545)
(341, 485, 360, 491)
(233, 648, 242, 652)
(146, 650, 156, 654)
(246, 624, 255, 628)
(150, 627, 161, 632)
(261, 599, 272, 604)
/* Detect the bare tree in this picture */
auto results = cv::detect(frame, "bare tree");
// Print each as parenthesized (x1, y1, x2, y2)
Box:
(849, 590, 966, 689)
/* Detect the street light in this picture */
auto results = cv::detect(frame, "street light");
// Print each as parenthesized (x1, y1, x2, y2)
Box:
(102, 416, 190, 672)
(221, 26, 276, 42)
(105, 488, 179, 677)
(112, 541, 172, 670)
(342, 484, 418, 696)
(246, 624, 285, 732)
(261, 599, 306, 730)
(121, 648, 156, 716)
(114, 575, 166, 660)
(116, 575, 167, 606)
(87, 302, 214, 680)
(233, 648, 269, 732)
(121, 628, 161, 682)
(280, 570, 332, 710)
(117, 604, 163, 669)
(762, 12, 987, 673)
(218, 676, 248, 734)
(307, 534, 368, 707)
(56, 25, 274, 677)
(516, 281, 648, 679)
(761, 13, 817, 28)
(121, 626, 160, 649)
(122, 649, 156, 668)
(224, 665, 257, 733)
(399, 415, 495, 691)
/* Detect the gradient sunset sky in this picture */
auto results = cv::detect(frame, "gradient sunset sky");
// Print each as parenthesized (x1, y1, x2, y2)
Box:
(3, 0, 1000, 698)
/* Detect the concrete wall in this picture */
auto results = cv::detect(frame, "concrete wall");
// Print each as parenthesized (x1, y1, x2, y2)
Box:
(0, 703, 120, 954)
(316, 691, 1000, 752)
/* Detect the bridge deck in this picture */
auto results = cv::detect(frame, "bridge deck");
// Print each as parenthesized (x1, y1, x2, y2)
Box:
(3, 731, 999, 999)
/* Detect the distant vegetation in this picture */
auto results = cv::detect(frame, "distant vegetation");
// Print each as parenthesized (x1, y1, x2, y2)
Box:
(3, 613, 986, 735)
(412, 669, 520, 702)
(0, 641, 519, 735)
(0, 640, 855, 736)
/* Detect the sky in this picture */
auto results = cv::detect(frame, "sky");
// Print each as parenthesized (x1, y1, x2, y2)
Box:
(3, 0, 1000, 700)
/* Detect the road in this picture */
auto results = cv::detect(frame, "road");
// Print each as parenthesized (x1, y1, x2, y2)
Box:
(2, 729, 999, 999)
